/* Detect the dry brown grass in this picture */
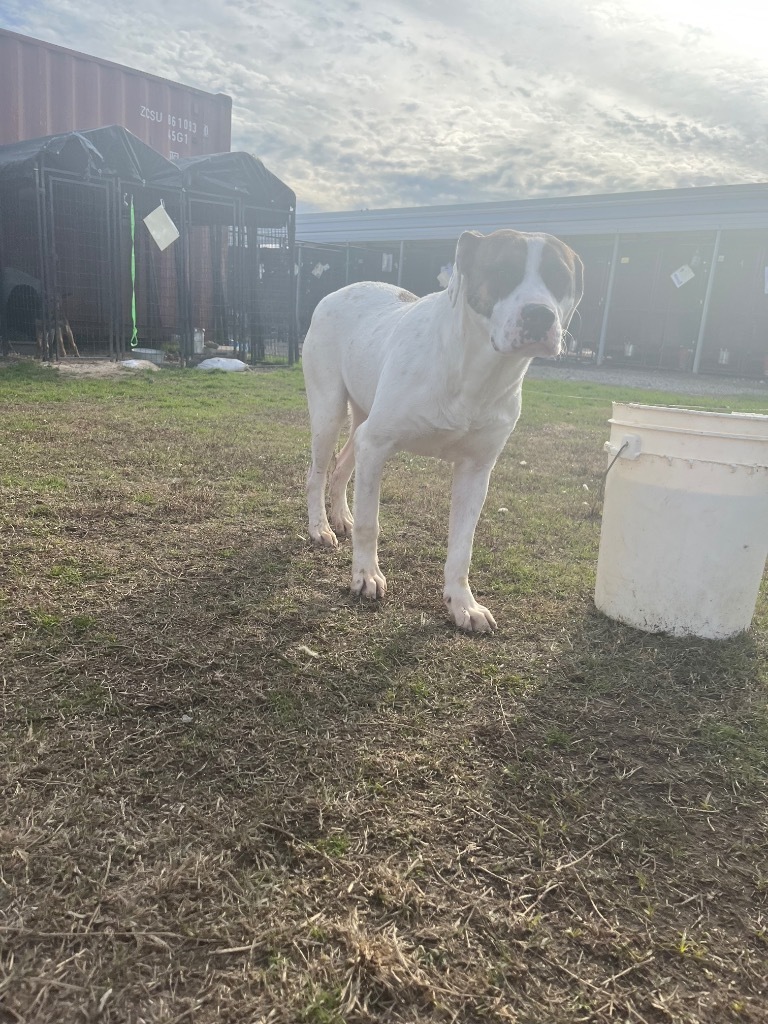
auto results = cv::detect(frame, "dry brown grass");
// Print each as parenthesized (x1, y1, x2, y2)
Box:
(1, 359, 766, 1023)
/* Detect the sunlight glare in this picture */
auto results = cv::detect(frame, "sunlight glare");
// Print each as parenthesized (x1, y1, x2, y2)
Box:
(632, 0, 768, 59)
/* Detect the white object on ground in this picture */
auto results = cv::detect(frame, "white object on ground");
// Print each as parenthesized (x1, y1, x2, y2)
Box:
(120, 359, 160, 371)
(195, 357, 250, 372)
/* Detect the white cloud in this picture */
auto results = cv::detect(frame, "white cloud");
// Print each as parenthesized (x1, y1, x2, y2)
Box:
(3, 0, 767, 210)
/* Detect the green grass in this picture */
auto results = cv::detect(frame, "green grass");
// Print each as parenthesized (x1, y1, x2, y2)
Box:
(0, 357, 767, 1024)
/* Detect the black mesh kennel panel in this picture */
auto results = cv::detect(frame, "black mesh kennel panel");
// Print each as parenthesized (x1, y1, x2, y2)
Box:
(246, 220, 295, 363)
(44, 175, 118, 358)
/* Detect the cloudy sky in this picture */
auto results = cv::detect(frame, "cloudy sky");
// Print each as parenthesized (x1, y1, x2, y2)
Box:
(3, 0, 768, 211)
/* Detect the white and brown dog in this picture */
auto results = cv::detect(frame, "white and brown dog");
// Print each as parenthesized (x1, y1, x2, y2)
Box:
(303, 229, 584, 631)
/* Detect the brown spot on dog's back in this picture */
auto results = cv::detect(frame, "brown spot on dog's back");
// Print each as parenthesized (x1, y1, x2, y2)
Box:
(398, 290, 418, 302)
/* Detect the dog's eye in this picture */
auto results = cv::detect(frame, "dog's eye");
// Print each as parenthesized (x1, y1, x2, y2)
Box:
(469, 264, 525, 316)
(540, 251, 572, 301)
(467, 284, 496, 318)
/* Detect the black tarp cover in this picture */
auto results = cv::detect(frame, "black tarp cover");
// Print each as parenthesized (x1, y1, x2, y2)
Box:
(0, 131, 104, 181)
(0, 126, 294, 216)
(0, 126, 176, 184)
(153, 150, 295, 212)
(80, 126, 178, 184)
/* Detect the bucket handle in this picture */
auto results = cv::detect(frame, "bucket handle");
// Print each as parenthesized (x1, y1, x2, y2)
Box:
(604, 434, 642, 462)
(593, 435, 639, 516)
(604, 440, 629, 474)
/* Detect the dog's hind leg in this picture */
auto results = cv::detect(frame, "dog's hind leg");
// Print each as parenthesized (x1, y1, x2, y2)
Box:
(306, 389, 349, 548)
(328, 401, 365, 539)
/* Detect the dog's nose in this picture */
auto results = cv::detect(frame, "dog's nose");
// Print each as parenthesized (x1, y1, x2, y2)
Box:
(521, 304, 556, 340)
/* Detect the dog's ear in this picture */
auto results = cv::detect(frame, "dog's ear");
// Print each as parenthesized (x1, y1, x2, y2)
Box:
(446, 266, 461, 307)
(572, 251, 584, 309)
(448, 231, 483, 307)
(455, 230, 483, 273)
(564, 251, 585, 328)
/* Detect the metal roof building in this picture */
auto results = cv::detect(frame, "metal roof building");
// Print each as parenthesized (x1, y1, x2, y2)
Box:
(296, 184, 768, 243)
(295, 185, 768, 377)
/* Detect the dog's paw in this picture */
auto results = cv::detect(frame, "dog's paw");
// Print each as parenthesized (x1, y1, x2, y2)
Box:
(444, 590, 497, 633)
(351, 567, 387, 600)
(309, 524, 339, 548)
(330, 512, 354, 539)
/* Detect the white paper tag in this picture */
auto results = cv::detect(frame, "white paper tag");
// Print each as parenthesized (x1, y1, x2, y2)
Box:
(437, 264, 454, 288)
(671, 264, 695, 288)
(143, 204, 180, 251)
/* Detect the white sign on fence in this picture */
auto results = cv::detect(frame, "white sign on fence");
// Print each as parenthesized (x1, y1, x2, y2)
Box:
(143, 203, 180, 251)
(671, 264, 695, 288)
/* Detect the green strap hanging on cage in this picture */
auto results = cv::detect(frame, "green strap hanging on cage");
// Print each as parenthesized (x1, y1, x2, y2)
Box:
(129, 196, 139, 348)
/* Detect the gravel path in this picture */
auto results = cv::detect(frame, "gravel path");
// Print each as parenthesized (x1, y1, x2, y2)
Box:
(527, 360, 768, 399)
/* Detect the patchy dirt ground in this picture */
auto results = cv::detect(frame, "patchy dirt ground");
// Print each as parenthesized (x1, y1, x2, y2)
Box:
(1, 362, 766, 1023)
(52, 357, 163, 377)
(18, 355, 278, 379)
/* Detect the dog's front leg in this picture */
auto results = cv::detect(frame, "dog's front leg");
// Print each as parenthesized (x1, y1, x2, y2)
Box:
(443, 458, 497, 632)
(350, 424, 391, 599)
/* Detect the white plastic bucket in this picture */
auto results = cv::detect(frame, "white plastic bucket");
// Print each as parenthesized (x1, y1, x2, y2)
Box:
(595, 403, 768, 639)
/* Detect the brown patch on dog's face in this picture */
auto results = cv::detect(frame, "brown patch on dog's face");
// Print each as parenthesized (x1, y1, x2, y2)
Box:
(540, 235, 583, 308)
(456, 229, 583, 320)
(458, 230, 529, 317)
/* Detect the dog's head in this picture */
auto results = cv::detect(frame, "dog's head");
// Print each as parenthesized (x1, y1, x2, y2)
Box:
(448, 229, 584, 358)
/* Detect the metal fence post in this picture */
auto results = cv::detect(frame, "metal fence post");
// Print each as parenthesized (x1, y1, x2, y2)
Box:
(691, 230, 722, 375)
(596, 232, 620, 366)
(295, 245, 303, 360)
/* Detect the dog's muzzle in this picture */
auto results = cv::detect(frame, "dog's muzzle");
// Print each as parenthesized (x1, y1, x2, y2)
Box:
(521, 304, 556, 342)
(491, 303, 561, 355)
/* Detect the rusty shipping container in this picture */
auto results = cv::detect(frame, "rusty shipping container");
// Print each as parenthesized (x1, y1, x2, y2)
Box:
(0, 28, 232, 160)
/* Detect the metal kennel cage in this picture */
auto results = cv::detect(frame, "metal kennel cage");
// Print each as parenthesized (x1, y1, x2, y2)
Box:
(0, 127, 297, 364)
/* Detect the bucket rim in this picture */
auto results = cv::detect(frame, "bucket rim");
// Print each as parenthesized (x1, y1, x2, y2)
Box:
(609, 417, 768, 443)
(612, 402, 768, 424)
